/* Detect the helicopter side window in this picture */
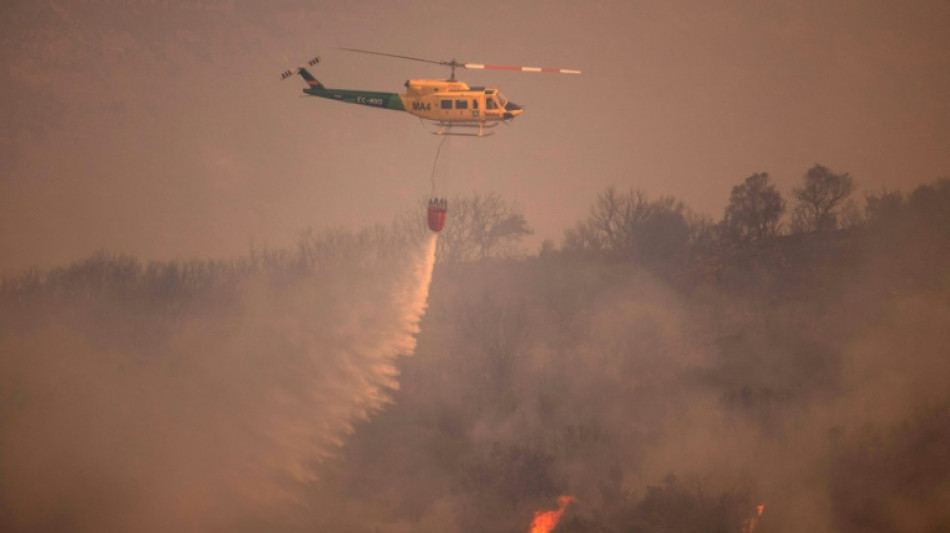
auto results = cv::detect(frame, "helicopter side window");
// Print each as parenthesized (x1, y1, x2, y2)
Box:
(455, 100, 468, 109)
(473, 99, 479, 110)
(440, 100, 452, 110)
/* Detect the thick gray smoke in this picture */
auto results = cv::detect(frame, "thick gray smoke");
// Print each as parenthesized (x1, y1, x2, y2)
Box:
(0, 233, 437, 531)
(3, 181, 949, 533)
(307, 203, 950, 533)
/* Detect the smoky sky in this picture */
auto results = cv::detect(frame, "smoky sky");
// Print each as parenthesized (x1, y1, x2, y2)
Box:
(1, 0, 948, 274)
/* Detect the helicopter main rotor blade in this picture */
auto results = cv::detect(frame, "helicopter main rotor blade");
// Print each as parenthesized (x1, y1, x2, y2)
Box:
(336, 47, 450, 67)
(463, 63, 581, 74)
(336, 47, 580, 76)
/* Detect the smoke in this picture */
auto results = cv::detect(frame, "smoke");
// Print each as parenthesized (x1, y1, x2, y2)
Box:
(0, 233, 438, 531)
(310, 218, 950, 533)
(4, 182, 949, 533)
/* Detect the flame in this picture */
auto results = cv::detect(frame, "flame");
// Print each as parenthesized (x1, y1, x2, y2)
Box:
(529, 495, 576, 533)
(741, 503, 765, 533)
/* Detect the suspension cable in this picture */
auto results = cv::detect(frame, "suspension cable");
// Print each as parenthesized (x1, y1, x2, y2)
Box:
(430, 135, 449, 196)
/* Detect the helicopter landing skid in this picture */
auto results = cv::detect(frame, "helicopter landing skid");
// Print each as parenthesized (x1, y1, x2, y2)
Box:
(424, 120, 498, 137)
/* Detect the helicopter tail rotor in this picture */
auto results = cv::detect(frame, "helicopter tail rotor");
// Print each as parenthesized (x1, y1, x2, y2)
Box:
(280, 57, 324, 89)
(280, 57, 320, 79)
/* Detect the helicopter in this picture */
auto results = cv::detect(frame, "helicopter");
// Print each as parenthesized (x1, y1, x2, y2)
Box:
(281, 49, 580, 136)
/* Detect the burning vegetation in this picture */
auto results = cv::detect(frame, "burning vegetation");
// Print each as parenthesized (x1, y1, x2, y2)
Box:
(1, 173, 948, 532)
(742, 505, 765, 533)
(530, 496, 576, 533)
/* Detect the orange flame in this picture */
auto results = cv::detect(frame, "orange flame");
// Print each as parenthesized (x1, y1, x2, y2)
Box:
(741, 503, 765, 533)
(530, 495, 576, 533)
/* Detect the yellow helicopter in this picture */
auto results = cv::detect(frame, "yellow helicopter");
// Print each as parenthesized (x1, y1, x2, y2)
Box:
(281, 49, 580, 136)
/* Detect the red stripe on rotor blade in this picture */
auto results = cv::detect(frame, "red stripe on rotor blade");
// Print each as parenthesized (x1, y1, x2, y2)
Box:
(479, 64, 579, 74)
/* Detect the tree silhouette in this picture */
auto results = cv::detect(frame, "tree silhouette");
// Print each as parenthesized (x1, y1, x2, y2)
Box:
(790, 164, 854, 233)
(438, 192, 532, 262)
(723, 172, 785, 245)
(563, 187, 694, 268)
(864, 189, 904, 225)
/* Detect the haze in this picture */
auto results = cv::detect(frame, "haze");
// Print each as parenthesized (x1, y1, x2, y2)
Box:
(1, 2, 949, 533)
(1, 0, 947, 273)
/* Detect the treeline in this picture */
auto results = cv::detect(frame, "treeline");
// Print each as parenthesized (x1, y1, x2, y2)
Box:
(558, 166, 949, 294)
(1, 169, 949, 533)
(0, 225, 418, 332)
(4, 166, 946, 304)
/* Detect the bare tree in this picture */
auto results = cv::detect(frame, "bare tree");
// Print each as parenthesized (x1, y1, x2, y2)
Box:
(723, 172, 785, 245)
(563, 187, 694, 268)
(790, 164, 855, 233)
(439, 192, 533, 263)
(563, 187, 652, 255)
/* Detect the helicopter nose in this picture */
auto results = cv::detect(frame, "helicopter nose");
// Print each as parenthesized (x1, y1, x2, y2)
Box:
(503, 101, 523, 119)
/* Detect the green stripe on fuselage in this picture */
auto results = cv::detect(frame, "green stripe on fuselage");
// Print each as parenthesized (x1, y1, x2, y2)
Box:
(303, 88, 405, 111)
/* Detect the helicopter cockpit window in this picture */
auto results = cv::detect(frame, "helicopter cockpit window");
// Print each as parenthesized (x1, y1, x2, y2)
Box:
(486, 98, 498, 110)
(455, 100, 468, 109)
(496, 92, 509, 108)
